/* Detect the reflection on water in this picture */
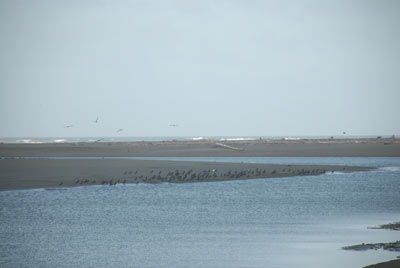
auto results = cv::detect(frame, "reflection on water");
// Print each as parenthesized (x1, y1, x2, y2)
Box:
(1, 157, 400, 268)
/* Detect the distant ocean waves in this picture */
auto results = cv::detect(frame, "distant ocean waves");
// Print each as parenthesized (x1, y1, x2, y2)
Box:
(0, 135, 384, 144)
(1, 137, 260, 144)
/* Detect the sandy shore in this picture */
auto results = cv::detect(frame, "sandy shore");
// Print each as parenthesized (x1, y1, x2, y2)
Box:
(0, 138, 399, 157)
(344, 222, 400, 268)
(0, 158, 371, 190)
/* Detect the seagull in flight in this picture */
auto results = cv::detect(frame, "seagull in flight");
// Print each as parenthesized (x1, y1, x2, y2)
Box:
(116, 129, 124, 132)
(64, 125, 73, 128)
(93, 117, 99, 123)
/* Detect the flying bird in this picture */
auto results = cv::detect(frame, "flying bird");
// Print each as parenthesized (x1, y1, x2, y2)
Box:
(93, 117, 99, 123)
(64, 125, 73, 128)
(169, 124, 179, 127)
(95, 138, 104, 142)
(116, 129, 124, 132)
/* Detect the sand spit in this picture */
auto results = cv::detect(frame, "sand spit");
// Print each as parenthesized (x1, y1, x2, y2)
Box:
(0, 137, 399, 157)
(0, 158, 371, 191)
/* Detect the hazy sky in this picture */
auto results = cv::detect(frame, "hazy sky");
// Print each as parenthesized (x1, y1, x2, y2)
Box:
(0, 0, 399, 137)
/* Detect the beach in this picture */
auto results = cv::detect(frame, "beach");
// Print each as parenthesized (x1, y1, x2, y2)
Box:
(0, 137, 399, 157)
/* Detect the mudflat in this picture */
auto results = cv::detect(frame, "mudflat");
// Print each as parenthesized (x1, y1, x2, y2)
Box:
(0, 158, 370, 190)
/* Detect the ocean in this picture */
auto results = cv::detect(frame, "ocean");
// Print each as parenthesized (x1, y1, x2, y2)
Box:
(0, 135, 388, 144)
(1, 157, 399, 268)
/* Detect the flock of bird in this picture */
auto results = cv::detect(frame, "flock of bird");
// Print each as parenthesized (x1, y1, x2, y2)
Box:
(63, 116, 124, 133)
(64, 117, 178, 139)
(67, 166, 336, 187)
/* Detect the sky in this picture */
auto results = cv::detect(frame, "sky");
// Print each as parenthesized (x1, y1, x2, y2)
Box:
(0, 0, 399, 137)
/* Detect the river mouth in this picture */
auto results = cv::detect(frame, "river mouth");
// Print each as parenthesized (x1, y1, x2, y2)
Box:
(0, 157, 399, 268)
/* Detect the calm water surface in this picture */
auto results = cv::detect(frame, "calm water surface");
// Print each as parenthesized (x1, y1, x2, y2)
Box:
(1, 157, 400, 268)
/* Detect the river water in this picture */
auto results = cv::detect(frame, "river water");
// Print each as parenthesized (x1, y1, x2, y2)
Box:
(1, 157, 399, 268)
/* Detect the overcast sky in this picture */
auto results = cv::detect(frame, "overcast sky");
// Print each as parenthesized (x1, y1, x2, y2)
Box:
(0, 0, 399, 137)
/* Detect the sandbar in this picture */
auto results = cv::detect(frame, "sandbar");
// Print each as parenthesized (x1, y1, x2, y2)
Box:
(0, 158, 370, 191)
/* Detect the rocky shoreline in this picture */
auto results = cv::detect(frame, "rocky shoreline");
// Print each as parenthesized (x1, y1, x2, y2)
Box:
(342, 222, 400, 268)
(369, 222, 400, 231)
(342, 241, 400, 252)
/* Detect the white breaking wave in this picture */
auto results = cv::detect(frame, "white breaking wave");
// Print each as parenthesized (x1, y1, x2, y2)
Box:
(219, 137, 257, 141)
(53, 139, 67, 143)
(16, 139, 32, 143)
(191, 137, 205, 141)
(15, 139, 43, 144)
(284, 137, 301, 141)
